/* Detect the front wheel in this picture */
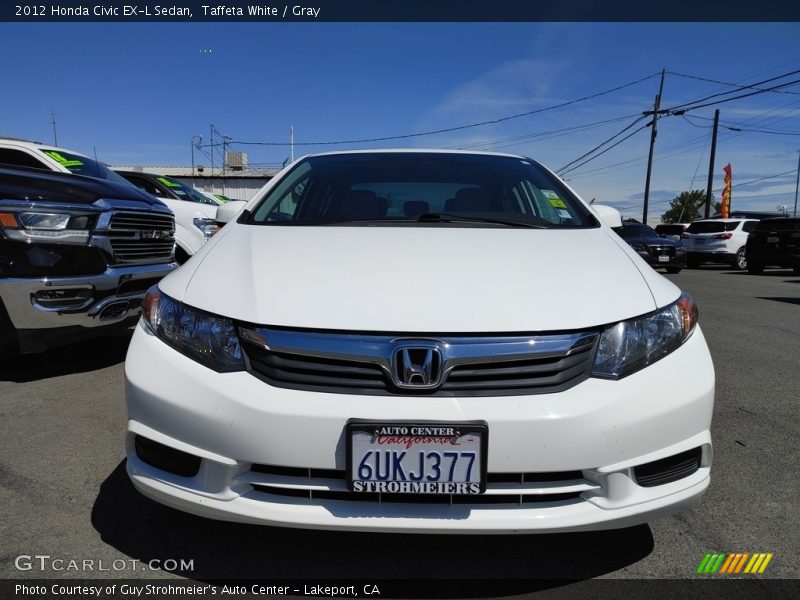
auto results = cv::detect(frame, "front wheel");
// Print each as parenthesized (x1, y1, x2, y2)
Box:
(687, 257, 701, 269)
(666, 267, 682, 274)
(732, 247, 747, 270)
(793, 265, 800, 275)
(747, 261, 764, 275)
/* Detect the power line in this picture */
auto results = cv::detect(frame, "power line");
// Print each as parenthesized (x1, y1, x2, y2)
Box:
(559, 121, 650, 176)
(667, 70, 800, 96)
(665, 78, 800, 115)
(452, 113, 641, 151)
(664, 68, 800, 113)
(228, 73, 660, 147)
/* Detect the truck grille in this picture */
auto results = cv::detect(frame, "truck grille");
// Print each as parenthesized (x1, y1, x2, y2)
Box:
(240, 327, 599, 396)
(104, 212, 175, 264)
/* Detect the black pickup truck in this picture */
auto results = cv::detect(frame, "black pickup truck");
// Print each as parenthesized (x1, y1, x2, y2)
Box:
(0, 166, 177, 357)
(745, 217, 800, 275)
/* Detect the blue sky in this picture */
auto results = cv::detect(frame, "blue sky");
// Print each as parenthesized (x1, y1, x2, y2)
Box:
(1, 22, 799, 219)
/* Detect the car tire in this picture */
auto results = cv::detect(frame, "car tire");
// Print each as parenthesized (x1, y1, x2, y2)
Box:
(794, 265, 800, 275)
(666, 267, 682, 274)
(687, 257, 701, 269)
(747, 261, 764, 275)
(0, 307, 18, 362)
(732, 247, 747, 270)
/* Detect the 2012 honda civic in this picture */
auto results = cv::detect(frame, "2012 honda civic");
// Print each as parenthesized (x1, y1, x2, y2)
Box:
(125, 150, 714, 533)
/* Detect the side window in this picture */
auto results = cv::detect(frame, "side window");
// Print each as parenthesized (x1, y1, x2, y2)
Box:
(126, 176, 164, 197)
(742, 221, 757, 233)
(0, 148, 51, 170)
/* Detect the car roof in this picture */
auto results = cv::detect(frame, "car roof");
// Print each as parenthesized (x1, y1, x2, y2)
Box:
(303, 148, 528, 160)
(0, 137, 93, 159)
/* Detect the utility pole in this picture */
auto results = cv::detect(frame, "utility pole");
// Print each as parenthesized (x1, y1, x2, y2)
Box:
(642, 68, 666, 224)
(704, 109, 720, 218)
(290, 126, 295, 163)
(794, 149, 799, 217)
(209, 124, 215, 178)
(50, 110, 58, 146)
(190, 134, 202, 185)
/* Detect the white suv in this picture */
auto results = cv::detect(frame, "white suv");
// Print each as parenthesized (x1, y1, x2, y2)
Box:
(682, 218, 759, 270)
(125, 150, 714, 534)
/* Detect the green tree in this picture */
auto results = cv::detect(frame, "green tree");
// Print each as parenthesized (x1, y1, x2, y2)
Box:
(660, 190, 721, 223)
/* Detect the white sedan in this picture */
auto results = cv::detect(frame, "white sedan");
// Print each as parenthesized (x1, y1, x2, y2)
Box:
(125, 149, 714, 533)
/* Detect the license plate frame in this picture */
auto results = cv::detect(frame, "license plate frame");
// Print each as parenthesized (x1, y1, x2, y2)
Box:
(345, 420, 489, 494)
(658, 255, 670, 262)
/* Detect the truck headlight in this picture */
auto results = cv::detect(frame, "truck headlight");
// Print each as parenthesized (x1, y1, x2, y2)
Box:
(193, 217, 219, 240)
(592, 293, 698, 379)
(142, 286, 244, 372)
(0, 208, 95, 244)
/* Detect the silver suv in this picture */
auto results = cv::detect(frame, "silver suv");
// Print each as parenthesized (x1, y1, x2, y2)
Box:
(682, 218, 759, 270)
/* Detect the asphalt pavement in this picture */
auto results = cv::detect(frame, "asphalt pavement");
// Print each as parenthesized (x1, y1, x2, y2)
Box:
(1, 266, 798, 593)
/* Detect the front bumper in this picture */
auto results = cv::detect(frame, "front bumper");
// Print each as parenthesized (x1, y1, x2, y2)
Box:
(640, 253, 686, 269)
(0, 262, 177, 349)
(125, 323, 715, 534)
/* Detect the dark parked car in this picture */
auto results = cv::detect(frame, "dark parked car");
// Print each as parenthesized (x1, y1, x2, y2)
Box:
(0, 166, 176, 357)
(615, 220, 686, 273)
(745, 217, 800, 274)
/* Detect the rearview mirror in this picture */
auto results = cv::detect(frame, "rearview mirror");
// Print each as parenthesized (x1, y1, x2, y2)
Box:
(215, 200, 247, 224)
(591, 204, 622, 229)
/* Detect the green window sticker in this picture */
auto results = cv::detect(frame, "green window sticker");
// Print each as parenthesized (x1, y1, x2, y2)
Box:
(43, 150, 84, 168)
(542, 190, 568, 209)
(157, 176, 182, 188)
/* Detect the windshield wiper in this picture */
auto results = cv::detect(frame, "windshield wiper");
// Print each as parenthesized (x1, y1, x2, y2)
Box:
(416, 213, 548, 228)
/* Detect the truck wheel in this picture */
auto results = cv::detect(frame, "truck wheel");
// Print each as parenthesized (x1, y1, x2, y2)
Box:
(687, 257, 701, 269)
(794, 265, 800, 275)
(666, 267, 682, 274)
(0, 315, 18, 361)
(732, 247, 747, 270)
(747, 261, 764, 275)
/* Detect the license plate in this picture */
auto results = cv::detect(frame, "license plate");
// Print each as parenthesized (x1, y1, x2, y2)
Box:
(767, 236, 780, 243)
(347, 421, 488, 494)
(658, 255, 669, 262)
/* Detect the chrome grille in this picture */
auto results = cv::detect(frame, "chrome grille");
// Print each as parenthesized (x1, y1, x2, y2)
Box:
(240, 327, 599, 396)
(103, 212, 175, 264)
(239, 464, 594, 506)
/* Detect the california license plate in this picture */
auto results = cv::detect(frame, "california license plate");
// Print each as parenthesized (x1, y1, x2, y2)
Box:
(346, 421, 488, 494)
(658, 255, 669, 262)
(767, 236, 780, 243)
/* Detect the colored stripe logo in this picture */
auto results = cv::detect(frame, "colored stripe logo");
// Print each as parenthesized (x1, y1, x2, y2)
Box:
(697, 552, 773, 574)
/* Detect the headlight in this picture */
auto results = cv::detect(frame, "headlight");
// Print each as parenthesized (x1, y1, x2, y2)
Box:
(142, 286, 244, 372)
(592, 292, 698, 379)
(0, 206, 96, 244)
(193, 217, 219, 240)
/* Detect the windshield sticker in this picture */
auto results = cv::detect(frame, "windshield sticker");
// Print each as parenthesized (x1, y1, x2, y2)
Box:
(557, 208, 572, 219)
(157, 176, 182, 188)
(43, 151, 83, 168)
(543, 190, 568, 209)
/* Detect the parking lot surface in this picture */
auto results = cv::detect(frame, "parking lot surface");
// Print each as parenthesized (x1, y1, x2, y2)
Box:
(1, 267, 798, 588)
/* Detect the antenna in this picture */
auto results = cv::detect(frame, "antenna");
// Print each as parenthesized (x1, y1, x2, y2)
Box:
(51, 110, 58, 146)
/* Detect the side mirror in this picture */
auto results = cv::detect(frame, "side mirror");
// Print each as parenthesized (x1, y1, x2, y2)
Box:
(215, 200, 247, 224)
(591, 204, 622, 229)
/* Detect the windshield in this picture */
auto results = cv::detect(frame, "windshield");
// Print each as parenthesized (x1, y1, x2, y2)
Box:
(687, 221, 739, 234)
(619, 223, 658, 238)
(38, 148, 131, 186)
(249, 153, 597, 228)
(155, 175, 217, 204)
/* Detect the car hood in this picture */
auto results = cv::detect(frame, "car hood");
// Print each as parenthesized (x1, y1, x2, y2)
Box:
(165, 225, 678, 332)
